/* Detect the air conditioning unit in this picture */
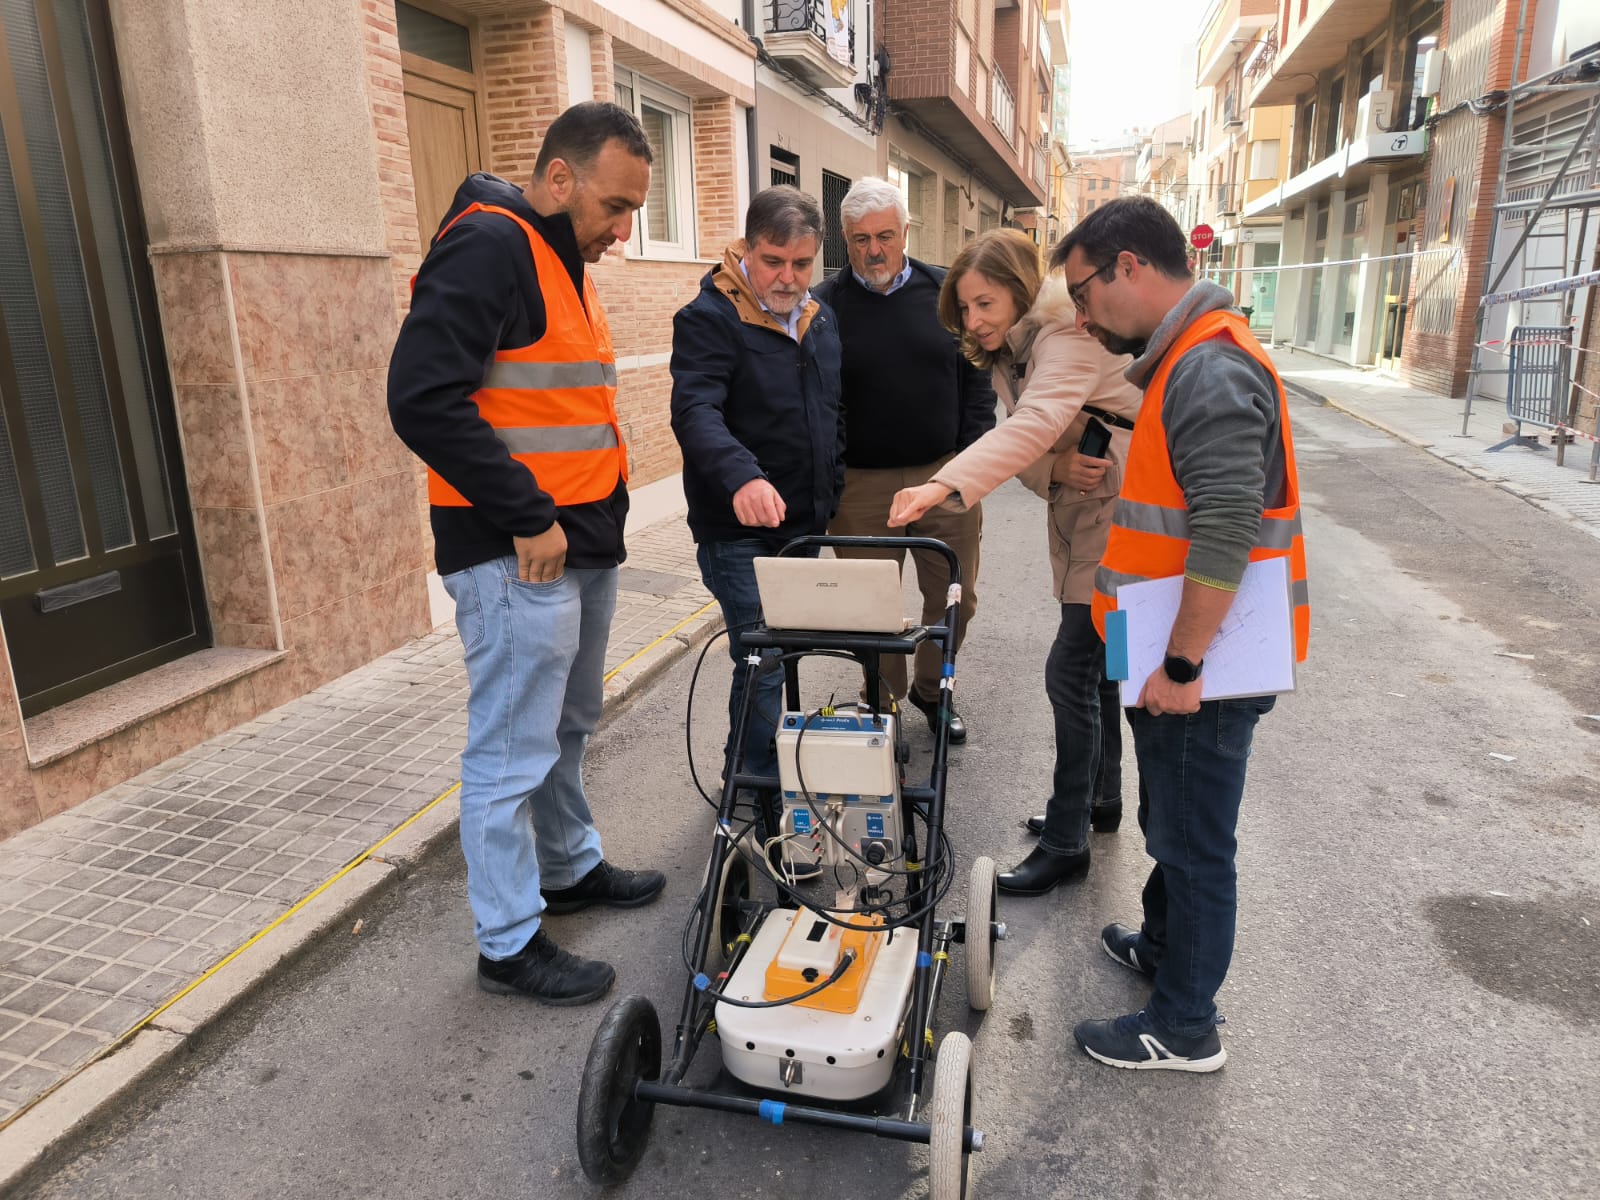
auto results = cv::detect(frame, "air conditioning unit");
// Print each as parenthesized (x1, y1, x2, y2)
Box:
(1356, 89, 1395, 138)
(1419, 48, 1444, 98)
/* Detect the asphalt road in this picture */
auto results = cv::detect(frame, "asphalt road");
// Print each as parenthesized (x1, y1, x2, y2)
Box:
(24, 393, 1600, 1200)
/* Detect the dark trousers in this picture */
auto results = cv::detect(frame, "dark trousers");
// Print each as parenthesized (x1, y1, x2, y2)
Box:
(1040, 603, 1124, 856)
(696, 538, 820, 788)
(1127, 695, 1275, 1035)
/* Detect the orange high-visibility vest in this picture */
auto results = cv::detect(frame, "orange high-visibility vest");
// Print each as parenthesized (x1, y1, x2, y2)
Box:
(1091, 309, 1310, 661)
(423, 202, 628, 508)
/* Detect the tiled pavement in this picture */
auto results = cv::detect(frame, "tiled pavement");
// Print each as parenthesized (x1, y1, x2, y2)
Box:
(0, 510, 715, 1140)
(1269, 347, 1600, 536)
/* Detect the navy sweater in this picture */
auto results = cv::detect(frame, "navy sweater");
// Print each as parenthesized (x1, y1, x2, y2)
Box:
(813, 261, 996, 468)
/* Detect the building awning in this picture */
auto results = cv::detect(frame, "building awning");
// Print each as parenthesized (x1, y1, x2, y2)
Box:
(1242, 128, 1429, 219)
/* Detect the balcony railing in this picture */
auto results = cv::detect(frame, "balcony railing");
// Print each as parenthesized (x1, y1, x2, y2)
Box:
(991, 70, 1017, 148)
(767, 0, 853, 68)
(1244, 26, 1277, 80)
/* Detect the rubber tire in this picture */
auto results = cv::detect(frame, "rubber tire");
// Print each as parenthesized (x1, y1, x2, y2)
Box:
(704, 838, 752, 968)
(929, 1031, 975, 1200)
(575, 994, 661, 1186)
(965, 856, 998, 1011)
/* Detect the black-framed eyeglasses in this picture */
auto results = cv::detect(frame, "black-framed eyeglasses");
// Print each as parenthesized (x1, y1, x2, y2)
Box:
(1067, 258, 1118, 314)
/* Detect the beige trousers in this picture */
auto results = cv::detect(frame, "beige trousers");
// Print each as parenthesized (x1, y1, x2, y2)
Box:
(829, 457, 981, 704)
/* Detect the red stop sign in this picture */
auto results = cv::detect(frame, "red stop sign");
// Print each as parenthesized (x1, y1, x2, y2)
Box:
(1190, 224, 1215, 250)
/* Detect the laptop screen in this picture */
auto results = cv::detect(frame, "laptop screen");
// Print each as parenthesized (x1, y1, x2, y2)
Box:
(752, 557, 908, 633)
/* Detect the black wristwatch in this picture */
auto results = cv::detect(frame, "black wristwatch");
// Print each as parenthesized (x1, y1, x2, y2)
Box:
(1163, 654, 1204, 684)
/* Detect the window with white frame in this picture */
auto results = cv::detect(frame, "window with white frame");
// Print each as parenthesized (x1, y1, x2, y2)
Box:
(1249, 139, 1280, 180)
(887, 159, 928, 259)
(614, 69, 695, 259)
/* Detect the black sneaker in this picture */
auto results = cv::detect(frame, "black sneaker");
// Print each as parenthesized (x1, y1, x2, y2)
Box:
(541, 860, 666, 915)
(1100, 922, 1160, 978)
(905, 691, 967, 744)
(477, 929, 615, 1005)
(1074, 1009, 1226, 1072)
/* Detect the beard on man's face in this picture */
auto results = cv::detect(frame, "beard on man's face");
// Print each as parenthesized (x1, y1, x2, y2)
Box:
(1098, 332, 1145, 357)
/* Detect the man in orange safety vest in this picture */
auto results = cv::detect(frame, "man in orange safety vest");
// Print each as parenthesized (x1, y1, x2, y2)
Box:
(1053, 196, 1309, 1073)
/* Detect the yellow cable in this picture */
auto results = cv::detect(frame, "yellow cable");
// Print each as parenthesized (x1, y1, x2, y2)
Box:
(0, 781, 461, 1135)
(603, 600, 719, 683)
(3, 601, 718, 1134)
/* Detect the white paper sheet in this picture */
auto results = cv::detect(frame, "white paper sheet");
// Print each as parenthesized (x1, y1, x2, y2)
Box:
(1109, 557, 1297, 705)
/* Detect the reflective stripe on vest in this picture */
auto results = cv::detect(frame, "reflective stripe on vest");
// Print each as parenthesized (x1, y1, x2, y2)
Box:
(421, 202, 628, 508)
(1111, 499, 1304, 551)
(483, 361, 620, 390)
(1090, 309, 1310, 662)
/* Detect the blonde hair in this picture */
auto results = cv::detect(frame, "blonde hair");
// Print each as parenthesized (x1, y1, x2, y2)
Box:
(938, 229, 1043, 368)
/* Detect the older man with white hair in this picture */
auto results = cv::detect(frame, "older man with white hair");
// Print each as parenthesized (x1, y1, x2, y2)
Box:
(813, 177, 996, 743)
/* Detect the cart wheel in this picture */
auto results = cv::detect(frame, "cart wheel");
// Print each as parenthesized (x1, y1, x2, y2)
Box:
(576, 994, 660, 1186)
(965, 856, 998, 1011)
(929, 1031, 975, 1200)
(705, 838, 752, 967)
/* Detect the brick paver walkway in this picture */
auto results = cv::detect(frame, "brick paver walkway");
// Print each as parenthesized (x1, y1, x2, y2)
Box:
(0, 512, 712, 1129)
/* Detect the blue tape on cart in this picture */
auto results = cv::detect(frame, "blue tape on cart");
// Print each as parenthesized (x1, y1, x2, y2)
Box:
(759, 1099, 786, 1126)
(917, 951, 932, 968)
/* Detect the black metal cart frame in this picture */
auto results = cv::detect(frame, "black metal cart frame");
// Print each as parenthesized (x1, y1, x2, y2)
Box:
(575, 536, 994, 1196)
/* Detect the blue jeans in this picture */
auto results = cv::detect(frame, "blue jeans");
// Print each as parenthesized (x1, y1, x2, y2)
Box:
(1040, 603, 1124, 856)
(696, 539, 817, 788)
(442, 557, 615, 959)
(1126, 695, 1275, 1035)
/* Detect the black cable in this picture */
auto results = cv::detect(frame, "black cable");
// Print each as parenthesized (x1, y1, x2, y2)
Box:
(685, 620, 786, 810)
(694, 947, 858, 1010)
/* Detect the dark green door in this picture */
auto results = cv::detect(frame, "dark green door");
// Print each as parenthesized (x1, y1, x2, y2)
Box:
(0, 0, 207, 717)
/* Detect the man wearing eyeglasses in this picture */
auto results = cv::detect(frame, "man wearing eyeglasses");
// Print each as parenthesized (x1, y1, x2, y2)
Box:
(1052, 196, 1310, 1073)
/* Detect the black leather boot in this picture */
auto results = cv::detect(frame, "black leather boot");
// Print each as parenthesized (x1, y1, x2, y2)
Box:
(1090, 801, 1123, 832)
(997, 845, 1091, 895)
(1028, 802, 1122, 836)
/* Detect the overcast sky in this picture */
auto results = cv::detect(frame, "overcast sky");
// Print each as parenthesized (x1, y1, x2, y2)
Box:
(1068, 0, 1205, 147)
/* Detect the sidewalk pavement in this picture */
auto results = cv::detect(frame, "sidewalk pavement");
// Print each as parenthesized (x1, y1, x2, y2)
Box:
(1267, 346, 1600, 537)
(0, 498, 720, 1188)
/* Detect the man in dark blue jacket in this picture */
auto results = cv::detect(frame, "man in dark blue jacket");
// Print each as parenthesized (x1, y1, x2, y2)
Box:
(670, 187, 844, 871)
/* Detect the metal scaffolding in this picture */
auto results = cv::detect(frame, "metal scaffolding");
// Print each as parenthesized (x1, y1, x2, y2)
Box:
(1460, 16, 1600, 473)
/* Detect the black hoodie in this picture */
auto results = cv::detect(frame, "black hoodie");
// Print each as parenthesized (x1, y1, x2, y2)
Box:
(387, 172, 628, 576)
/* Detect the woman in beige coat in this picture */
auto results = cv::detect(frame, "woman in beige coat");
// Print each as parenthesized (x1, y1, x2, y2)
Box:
(889, 228, 1142, 896)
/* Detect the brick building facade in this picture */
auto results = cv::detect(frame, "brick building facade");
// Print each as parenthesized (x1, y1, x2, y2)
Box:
(1399, 0, 1532, 397)
(0, 0, 756, 839)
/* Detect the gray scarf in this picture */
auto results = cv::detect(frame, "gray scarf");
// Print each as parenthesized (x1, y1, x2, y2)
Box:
(1125, 281, 1238, 390)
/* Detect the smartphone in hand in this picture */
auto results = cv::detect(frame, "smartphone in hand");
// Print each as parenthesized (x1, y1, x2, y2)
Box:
(1077, 416, 1112, 459)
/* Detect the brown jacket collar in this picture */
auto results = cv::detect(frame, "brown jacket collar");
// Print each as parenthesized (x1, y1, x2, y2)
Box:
(712, 240, 821, 342)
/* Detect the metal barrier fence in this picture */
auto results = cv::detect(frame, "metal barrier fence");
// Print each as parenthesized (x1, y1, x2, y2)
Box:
(1505, 325, 1573, 433)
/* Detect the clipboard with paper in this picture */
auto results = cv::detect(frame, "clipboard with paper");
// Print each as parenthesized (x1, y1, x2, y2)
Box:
(1103, 557, 1297, 705)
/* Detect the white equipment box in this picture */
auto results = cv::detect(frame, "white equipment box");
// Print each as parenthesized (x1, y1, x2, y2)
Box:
(774, 712, 902, 873)
(715, 908, 919, 1100)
